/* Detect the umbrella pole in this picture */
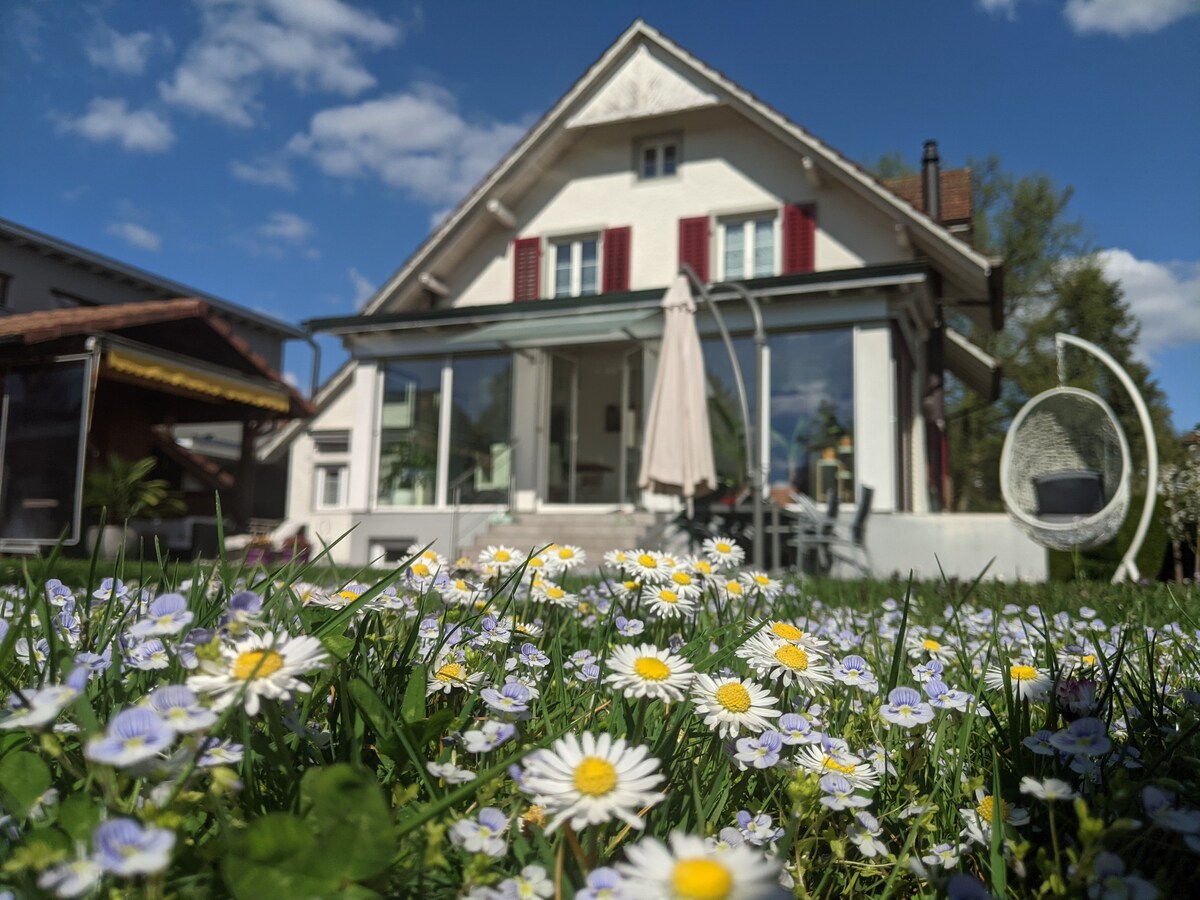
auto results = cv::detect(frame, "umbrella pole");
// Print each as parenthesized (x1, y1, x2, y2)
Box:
(679, 265, 768, 569)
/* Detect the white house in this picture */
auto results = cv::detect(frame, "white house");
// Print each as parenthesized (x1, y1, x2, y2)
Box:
(267, 21, 1047, 581)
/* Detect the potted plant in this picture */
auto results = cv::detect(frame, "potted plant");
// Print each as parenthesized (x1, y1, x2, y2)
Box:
(83, 454, 184, 560)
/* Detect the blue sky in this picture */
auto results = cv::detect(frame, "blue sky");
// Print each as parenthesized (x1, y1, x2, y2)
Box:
(4, 0, 1198, 430)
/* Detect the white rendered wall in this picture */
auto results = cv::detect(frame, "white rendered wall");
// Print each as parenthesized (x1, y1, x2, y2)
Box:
(853, 325, 897, 513)
(445, 106, 904, 310)
(868, 514, 1048, 582)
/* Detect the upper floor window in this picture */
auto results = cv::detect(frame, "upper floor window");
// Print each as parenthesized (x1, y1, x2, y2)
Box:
(637, 136, 679, 179)
(552, 236, 599, 298)
(720, 215, 776, 280)
(0, 273, 11, 309)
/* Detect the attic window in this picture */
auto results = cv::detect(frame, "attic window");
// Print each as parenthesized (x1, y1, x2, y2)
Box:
(637, 136, 679, 179)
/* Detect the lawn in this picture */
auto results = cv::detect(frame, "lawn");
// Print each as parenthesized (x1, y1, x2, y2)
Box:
(0, 540, 1196, 898)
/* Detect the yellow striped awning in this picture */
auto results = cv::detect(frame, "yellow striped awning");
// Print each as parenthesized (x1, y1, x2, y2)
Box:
(105, 345, 291, 413)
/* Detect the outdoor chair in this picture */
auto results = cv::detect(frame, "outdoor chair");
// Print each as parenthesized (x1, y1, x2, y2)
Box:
(791, 485, 873, 577)
(791, 489, 840, 575)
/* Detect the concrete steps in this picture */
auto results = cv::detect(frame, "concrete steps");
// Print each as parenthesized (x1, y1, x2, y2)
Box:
(465, 511, 665, 572)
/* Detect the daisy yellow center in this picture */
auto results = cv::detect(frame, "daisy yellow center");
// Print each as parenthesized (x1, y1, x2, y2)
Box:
(411, 563, 430, 577)
(436, 662, 466, 683)
(725, 581, 743, 595)
(774, 645, 810, 670)
(923, 639, 942, 651)
(770, 622, 804, 641)
(529, 557, 545, 568)
(546, 586, 565, 600)
(1010, 665, 1039, 681)
(823, 757, 857, 776)
(975, 796, 1011, 824)
(573, 757, 617, 796)
(697, 560, 713, 574)
(638, 553, 658, 568)
(715, 683, 751, 713)
(753, 574, 770, 585)
(1082, 654, 1096, 665)
(624, 581, 640, 591)
(558, 548, 575, 559)
(658, 590, 679, 604)
(232, 649, 284, 680)
(672, 571, 693, 586)
(454, 580, 469, 590)
(715, 542, 732, 554)
(634, 657, 671, 681)
(338, 590, 359, 602)
(672, 859, 732, 900)
(494, 550, 511, 562)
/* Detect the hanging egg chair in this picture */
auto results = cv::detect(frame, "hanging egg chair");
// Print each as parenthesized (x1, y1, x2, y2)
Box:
(1000, 386, 1131, 551)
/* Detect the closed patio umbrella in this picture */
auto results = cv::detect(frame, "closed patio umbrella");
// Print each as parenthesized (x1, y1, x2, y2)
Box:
(638, 274, 717, 502)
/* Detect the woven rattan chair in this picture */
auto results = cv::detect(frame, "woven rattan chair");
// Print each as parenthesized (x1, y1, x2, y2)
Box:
(1000, 386, 1130, 551)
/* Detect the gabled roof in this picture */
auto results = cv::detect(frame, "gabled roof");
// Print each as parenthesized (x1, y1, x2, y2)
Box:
(358, 19, 1001, 325)
(0, 217, 305, 340)
(0, 298, 313, 417)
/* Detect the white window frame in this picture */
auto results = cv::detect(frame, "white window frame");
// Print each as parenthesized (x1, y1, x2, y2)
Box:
(315, 463, 348, 510)
(636, 135, 681, 180)
(550, 234, 601, 299)
(717, 213, 779, 281)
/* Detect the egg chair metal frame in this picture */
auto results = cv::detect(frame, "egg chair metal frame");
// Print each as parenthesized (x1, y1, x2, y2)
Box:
(1000, 333, 1157, 584)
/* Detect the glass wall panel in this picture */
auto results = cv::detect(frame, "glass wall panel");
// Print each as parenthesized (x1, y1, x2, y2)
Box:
(0, 358, 90, 543)
(447, 354, 513, 505)
(377, 359, 443, 506)
(702, 328, 855, 502)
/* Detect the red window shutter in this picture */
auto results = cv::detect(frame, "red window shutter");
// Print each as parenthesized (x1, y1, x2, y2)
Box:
(782, 203, 817, 274)
(512, 237, 541, 302)
(602, 226, 631, 293)
(678, 216, 710, 283)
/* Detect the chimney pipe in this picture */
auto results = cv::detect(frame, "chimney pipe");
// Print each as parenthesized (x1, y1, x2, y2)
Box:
(922, 140, 941, 223)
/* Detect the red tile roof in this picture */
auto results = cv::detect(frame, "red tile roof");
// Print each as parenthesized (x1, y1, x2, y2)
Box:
(880, 170, 973, 224)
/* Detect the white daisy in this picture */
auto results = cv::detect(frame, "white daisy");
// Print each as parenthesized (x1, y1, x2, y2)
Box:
(984, 662, 1053, 701)
(550, 543, 585, 571)
(519, 732, 665, 834)
(736, 633, 833, 692)
(701, 536, 746, 569)
(187, 631, 327, 716)
(642, 584, 698, 619)
(751, 619, 828, 654)
(795, 736, 881, 790)
(628, 549, 669, 583)
(739, 571, 782, 600)
(691, 675, 781, 739)
(478, 545, 521, 574)
(426, 654, 485, 697)
(606, 644, 695, 702)
(532, 578, 578, 609)
(618, 830, 787, 899)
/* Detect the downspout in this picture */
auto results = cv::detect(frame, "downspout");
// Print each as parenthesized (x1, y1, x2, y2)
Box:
(679, 264, 768, 570)
(303, 326, 321, 400)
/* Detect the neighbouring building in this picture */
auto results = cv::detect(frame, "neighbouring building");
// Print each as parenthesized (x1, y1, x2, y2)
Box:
(0, 218, 311, 555)
(270, 20, 1047, 580)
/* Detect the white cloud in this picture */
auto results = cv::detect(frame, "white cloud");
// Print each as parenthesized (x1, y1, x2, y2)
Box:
(159, 0, 402, 127)
(1096, 248, 1200, 362)
(85, 24, 171, 75)
(977, 0, 1019, 19)
(348, 267, 375, 306)
(1064, 0, 1200, 36)
(106, 221, 161, 251)
(56, 97, 175, 152)
(258, 211, 314, 243)
(287, 84, 527, 205)
(230, 156, 296, 190)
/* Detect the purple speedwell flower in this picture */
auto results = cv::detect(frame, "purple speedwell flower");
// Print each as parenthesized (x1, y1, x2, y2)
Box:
(462, 720, 517, 753)
(146, 685, 217, 733)
(777, 712, 821, 745)
(128, 593, 194, 638)
(879, 686, 935, 728)
(450, 807, 509, 857)
(576, 866, 625, 900)
(1049, 717, 1113, 757)
(92, 818, 175, 876)
(86, 707, 175, 767)
(481, 682, 532, 716)
(734, 731, 783, 769)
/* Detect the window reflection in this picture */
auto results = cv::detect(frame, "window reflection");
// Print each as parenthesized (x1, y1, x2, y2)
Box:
(448, 354, 513, 505)
(702, 329, 855, 502)
(377, 359, 442, 506)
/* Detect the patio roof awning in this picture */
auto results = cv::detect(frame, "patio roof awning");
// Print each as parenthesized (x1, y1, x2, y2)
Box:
(945, 327, 1002, 401)
(446, 307, 657, 348)
(104, 343, 292, 413)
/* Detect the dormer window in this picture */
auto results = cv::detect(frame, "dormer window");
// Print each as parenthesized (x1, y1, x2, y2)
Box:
(637, 136, 679, 179)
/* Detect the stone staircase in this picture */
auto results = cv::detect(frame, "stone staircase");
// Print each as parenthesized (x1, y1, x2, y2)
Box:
(463, 511, 666, 573)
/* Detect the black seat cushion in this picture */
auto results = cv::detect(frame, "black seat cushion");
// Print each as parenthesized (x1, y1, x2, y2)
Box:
(1033, 470, 1104, 518)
